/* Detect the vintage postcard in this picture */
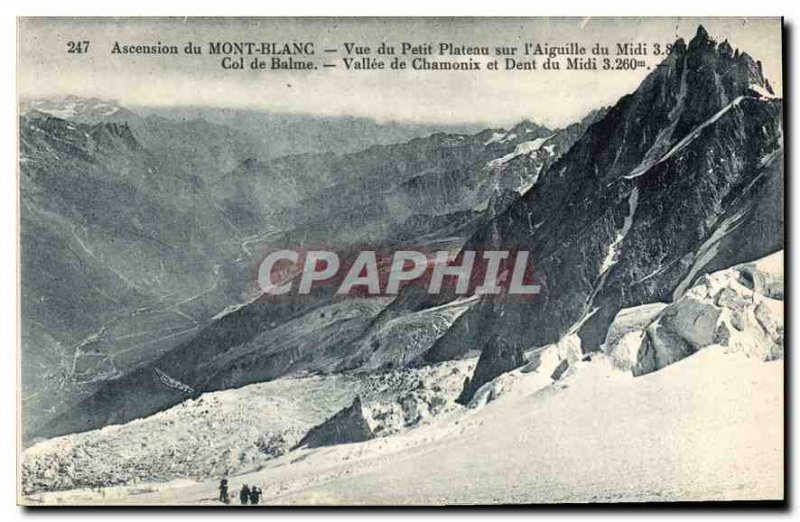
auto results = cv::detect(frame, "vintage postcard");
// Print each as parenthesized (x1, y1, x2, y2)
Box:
(17, 17, 784, 505)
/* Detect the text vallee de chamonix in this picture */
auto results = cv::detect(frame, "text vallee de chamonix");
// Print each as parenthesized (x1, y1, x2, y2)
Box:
(257, 249, 542, 297)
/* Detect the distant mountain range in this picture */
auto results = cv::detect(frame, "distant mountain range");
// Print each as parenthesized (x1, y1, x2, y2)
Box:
(20, 92, 602, 441)
(22, 96, 489, 160)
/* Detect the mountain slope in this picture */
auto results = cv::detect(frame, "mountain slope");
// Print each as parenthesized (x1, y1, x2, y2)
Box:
(28, 110, 604, 441)
(21, 244, 784, 503)
(421, 28, 783, 398)
(24, 347, 783, 504)
(20, 113, 250, 437)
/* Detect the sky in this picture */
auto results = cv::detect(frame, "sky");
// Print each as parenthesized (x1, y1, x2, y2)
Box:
(18, 17, 782, 128)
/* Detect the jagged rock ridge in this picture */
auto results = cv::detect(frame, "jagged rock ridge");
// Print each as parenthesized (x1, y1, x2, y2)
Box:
(424, 27, 783, 402)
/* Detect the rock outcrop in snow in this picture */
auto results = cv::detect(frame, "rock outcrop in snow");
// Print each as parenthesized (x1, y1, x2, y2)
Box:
(456, 336, 525, 404)
(465, 334, 586, 408)
(604, 251, 783, 375)
(601, 303, 668, 371)
(459, 333, 597, 407)
(296, 397, 375, 449)
(522, 334, 584, 380)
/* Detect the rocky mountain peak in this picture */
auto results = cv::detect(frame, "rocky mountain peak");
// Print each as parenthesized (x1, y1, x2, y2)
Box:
(671, 38, 687, 55)
(423, 25, 782, 378)
(679, 25, 773, 97)
(718, 39, 734, 59)
(22, 96, 137, 124)
(689, 24, 714, 50)
(508, 119, 550, 138)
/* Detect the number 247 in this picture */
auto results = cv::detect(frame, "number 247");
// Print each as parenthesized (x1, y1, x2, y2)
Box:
(67, 41, 90, 54)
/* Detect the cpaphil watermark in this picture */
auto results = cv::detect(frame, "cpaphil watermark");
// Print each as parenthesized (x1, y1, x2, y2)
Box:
(255, 248, 542, 297)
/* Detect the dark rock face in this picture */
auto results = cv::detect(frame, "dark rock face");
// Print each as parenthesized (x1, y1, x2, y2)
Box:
(634, 322, 697, 377)
(296, 397, 374, 449)
(456, 336, 525, 404)
(424, 26, 783, 373)
(550, 359, 570, 381)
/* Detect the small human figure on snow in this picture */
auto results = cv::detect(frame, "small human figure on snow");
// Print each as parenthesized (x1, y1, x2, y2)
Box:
(249, 485, 262, 505)
(239, 484, 251, 505)
(218, 478, 230, 504)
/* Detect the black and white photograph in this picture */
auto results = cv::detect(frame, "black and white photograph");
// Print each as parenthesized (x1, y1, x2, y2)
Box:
(12, 12, 787, 508)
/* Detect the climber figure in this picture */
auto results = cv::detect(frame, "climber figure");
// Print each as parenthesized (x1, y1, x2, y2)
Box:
(239, 484, 251, 505)
(249, 485, 262, 505)
(218, 478, 229, 504)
